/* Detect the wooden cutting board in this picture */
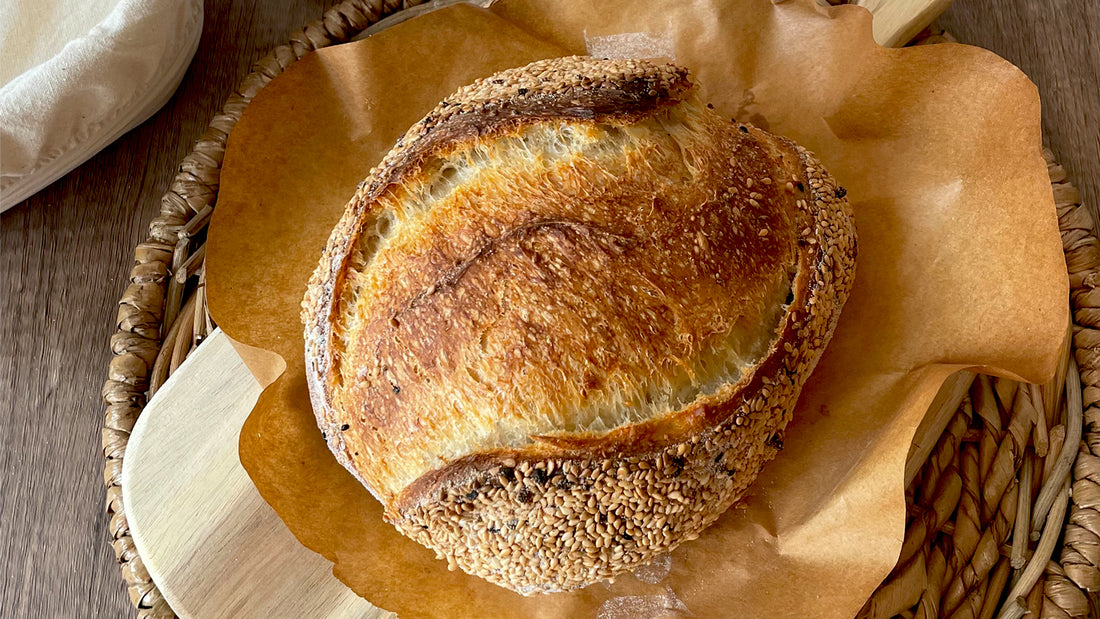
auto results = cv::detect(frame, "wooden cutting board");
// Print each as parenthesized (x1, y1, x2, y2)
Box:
(121, 329, 389, 618)
(120, 5, 946, 616)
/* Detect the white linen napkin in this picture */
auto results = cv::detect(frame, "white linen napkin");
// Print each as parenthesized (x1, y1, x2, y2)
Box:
(0, 0, 203, 210)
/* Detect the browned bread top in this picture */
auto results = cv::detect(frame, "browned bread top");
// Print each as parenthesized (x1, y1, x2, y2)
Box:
(302, 56, 856, 593)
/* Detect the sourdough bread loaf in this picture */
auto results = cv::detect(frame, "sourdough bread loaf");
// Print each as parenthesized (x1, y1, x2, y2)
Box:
(302, 56, 856, 594)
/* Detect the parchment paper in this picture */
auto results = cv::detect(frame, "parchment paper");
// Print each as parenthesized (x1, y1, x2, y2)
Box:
(204, 1, 1068, 617)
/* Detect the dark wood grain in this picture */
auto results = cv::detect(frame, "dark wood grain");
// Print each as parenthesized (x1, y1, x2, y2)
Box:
(0, 1, 1097, 616)
(0, 1, 336, 617)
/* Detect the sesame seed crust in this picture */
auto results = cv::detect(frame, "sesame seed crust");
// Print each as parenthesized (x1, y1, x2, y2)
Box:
(388, 145, 855, 594)
(301, 57, 856, 594)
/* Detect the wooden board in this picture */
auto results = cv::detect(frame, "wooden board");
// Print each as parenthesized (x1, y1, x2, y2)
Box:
(853, 0, 951, 47)
(121, 329, 389, 618)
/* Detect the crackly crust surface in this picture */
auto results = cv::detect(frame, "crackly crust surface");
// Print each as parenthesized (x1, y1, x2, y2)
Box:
(302, 56, 856, 594)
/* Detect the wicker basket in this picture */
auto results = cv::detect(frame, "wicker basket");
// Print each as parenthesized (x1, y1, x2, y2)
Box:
(100, 2, 1100, 616)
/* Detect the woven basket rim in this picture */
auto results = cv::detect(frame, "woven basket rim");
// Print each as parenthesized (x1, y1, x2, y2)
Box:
(101, 3, 1100, 617)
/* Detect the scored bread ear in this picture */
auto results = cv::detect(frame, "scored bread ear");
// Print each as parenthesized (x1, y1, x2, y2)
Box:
(302, 56, 856, 594)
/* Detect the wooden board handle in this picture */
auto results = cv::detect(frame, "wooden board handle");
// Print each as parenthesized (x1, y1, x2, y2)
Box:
(853, 0, 952, 47)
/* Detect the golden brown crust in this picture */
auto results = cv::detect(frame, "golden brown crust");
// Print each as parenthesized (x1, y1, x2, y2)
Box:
(302, 57, 856, 594)
(301, 56, 694, 497)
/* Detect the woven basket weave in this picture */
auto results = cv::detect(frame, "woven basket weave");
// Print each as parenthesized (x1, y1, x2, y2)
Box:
(101, 2, 1100, 616)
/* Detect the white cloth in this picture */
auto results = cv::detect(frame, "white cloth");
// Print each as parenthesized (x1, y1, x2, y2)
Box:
(0, 0, 203, 210)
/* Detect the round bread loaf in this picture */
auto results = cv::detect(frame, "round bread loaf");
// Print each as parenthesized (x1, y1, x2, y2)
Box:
(302, 56, 856, 594)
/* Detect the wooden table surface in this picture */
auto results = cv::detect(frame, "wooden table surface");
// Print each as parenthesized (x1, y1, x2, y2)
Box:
(1, 1, 1096, 617)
